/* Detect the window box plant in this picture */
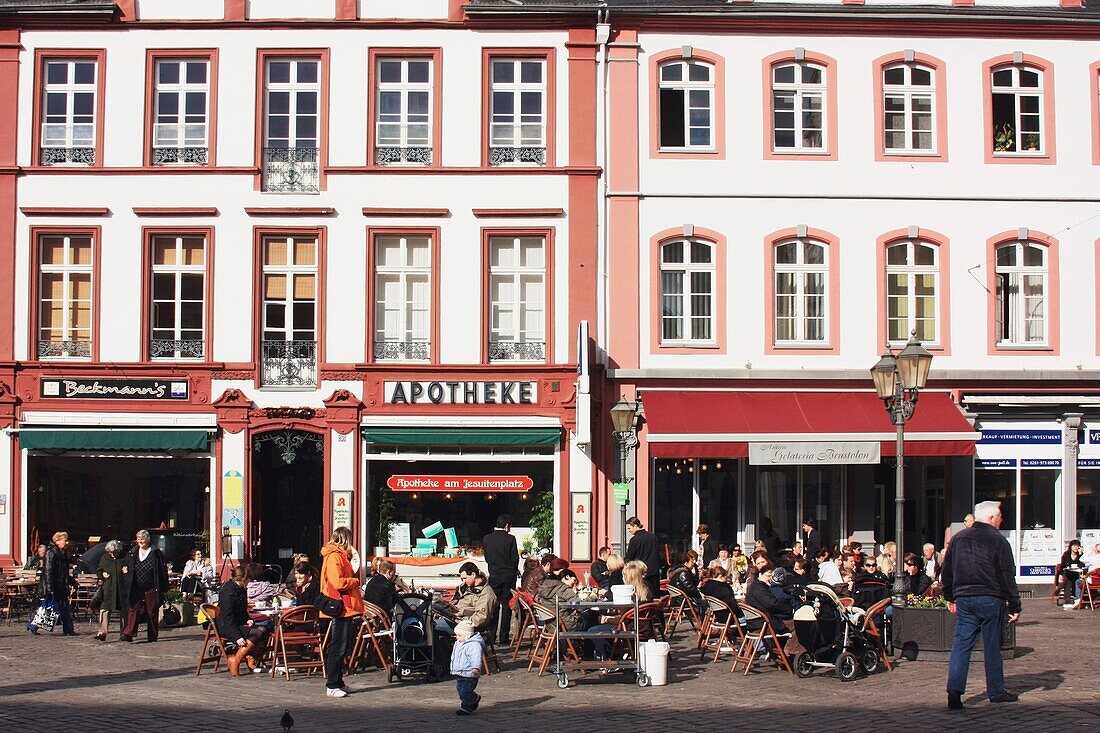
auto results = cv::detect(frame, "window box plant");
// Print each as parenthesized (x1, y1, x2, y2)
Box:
(891, 595, 1015, 660)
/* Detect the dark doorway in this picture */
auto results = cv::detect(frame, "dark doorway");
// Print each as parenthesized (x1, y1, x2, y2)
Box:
(251, 430, 324, 575)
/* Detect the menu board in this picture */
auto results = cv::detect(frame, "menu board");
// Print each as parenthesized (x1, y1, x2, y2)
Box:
(1019, 528, 1060, 576)
(389, 523, 412, 554)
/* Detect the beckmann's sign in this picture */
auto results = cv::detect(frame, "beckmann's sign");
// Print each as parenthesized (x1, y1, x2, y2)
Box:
(41, 378, 189, 400)
(386, 475, 534, 492)
(384, 380, 537, 405)
(749, 441, 880, 465)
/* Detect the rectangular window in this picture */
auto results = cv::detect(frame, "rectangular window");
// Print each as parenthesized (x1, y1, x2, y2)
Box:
(774, 240, 827, 344)
(149, 235, 206, 359)
(488, 235, 545, 361)
(374, 57, 433, 165)
(658, 60, 714, 150)
(771, 62, 825, 152)
(883, 64, 935, 154)
(886, 241, 939, 344)
(995, 242, 1047, 345)
(152, 58, 210, 165)
(661, 240, 715, 344)
(262, 57, 321, 193)
(37, 233, 93, 359)
(261, 236, 318, 386)
(40, 58, 98, 165)
(992, 66, 1043, 155)
(489, 57, 547, 166)
(374, 235, 432, 361)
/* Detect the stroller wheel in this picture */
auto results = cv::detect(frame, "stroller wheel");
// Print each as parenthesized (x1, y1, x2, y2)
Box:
(860, 649, 881, 675)
(794, 652, 815, 678)
(836, 651, 859, 682)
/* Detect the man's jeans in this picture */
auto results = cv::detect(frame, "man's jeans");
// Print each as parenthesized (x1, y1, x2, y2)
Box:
(946, 596, 1006, 701)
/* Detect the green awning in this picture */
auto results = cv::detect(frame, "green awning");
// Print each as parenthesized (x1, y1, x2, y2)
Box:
(362, 426, 560, 448)
(20, 429, 210, 452)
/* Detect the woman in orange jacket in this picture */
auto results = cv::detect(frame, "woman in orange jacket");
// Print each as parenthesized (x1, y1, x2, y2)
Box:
(320, 526, 365, 697)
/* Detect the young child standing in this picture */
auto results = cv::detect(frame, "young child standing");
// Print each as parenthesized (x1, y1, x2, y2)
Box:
(450, 620, 484, 715)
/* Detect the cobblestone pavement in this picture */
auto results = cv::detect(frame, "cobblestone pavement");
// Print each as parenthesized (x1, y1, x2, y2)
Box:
(0, 598, 1095, 733)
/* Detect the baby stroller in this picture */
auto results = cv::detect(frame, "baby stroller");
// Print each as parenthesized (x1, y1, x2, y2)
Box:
(791, 583, 879, 681)
(389, 592, 445, 683)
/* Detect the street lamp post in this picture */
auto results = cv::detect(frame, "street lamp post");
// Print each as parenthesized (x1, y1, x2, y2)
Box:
(870, 331, 933, 607)
(610, 399, 639, 556)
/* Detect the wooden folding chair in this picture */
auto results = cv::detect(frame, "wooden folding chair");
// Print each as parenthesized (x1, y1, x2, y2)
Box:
(527, 602, 579, 675)
(513, 594, 551, 662)
(698, 596, 744, 663)
(348, 602, 392, 673)
(860, 597, 893, 672)
(1079, 572, 1100, 611)
(1051, 563, 1063, 605)
(270, 605, 324, 680)
(665, 586, 702, 639)
(731, 603, 793, 676)
(196, 604, 229, 675)
(70, 574, 99, 623)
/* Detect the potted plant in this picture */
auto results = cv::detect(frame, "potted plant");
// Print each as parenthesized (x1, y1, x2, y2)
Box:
(373, 483, 396, 558)
(529, 489, 555, 553)
(993, 122, 1015, 153)
(891, 594, 1015, 660)
(160, 588, 194, 627)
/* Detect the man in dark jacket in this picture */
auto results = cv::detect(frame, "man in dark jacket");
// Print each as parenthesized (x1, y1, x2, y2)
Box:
(942, 500, 1021, 709)
(802, 518, 822, 560)
(362, 559, 398, 611)
(120, 529, 170, 643)
(482, 515, 519, 646)
(624, 516, 661, 597)
(31, 532, 76, 635)
(589, 546, 611, 589)
(697, 524, 719, 569)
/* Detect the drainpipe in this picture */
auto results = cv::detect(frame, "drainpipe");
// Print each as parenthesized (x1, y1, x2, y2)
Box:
(595, 8, 610, 366)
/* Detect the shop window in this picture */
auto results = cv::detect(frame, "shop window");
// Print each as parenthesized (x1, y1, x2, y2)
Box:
(882, 62, 936, 154)
(373, 55, 435, 165)
(38, 56, 100, 165)
(262, 57, 321, 193)
(657, 59, 715, 151)
(151, 57, 211, 165)
(770, 61, 827, 153)
(488, 235, 545, 362)
(36, 233, 94, 359)
(975, 468, 1018, 531)
(261, 235, 318, 386)
(1021, 469, 1057, 531)
(1078, 469, 1100, 533)
(149, 234, 206, 360)
(774, 238, 828, 345)
(995, 240, 1047, 346)
(886, 239, 939, 345)
(990, 64, 1044, 155)
(488, 56, 547, 166)
(373, 234, 432, 361)
(660, 239, 715, 345)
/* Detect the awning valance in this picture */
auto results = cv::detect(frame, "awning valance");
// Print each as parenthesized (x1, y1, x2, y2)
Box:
(361, 426, 560, 448)
(19, 429, 210, 452)
(642, 390, 978, 459)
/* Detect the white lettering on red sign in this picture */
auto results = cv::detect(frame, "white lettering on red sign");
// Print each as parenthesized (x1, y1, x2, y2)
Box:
(386, 475, 534, 492)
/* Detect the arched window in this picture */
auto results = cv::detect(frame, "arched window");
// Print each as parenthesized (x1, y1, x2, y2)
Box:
(995, 240, 1047, 345)
(774, 239, 827, 344)
(991, 64, 1044, 155)
(882, 62, 935, 154)
(657, 59, 715, 150)
(660, 239, 715, 343)
(886, 240, 939, 345)
(771, 61, 826, 152)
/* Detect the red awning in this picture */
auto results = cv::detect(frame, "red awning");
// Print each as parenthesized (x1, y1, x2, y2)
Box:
(642, 390, 977, 459)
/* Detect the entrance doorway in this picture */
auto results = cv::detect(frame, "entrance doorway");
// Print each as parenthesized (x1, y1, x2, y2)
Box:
(251, 429, 324, 575)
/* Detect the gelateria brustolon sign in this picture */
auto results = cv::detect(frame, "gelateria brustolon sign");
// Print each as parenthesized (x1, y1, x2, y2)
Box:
(41, 378, 189, 400)
(749, 441, 880, 465)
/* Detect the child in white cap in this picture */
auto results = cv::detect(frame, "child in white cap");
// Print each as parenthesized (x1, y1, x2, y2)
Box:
(450, 620, 484, 715)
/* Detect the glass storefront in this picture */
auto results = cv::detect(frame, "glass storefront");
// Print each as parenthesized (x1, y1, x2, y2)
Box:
(975, 463, 1062, 577)
(1078, 469, 1100, 539)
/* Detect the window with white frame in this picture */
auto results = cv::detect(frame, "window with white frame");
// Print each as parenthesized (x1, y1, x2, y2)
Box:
(660, 239, 714, 344)
(886, 240, 939, 344)
(263, 58, 320, 192)
(774, 239, 827, 345)
(37, 234, 93, 358)
(883, 63, 935, 154)
(152, 59, 210, 165)
(374, 235, 431, 361)
(489, 58, 546, 166)
(149, 235, 205, 359)
(995, 241, 1047, 345)
(488, 236, 545, 361)
(261, 236, 318, 386)
(40, 59, 97, 165)
(658, 59, 714, 150)
(771, 62, 825, 152)
(375, 58, 432, 165)
(991, 65, 1043, 154)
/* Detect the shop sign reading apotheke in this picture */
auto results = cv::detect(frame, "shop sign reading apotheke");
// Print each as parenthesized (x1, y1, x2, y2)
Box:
(41, 378, 188, 400)
(749, 441, 880, 465)
(387, 475, 534, 492)
(385, 380, 537, 405)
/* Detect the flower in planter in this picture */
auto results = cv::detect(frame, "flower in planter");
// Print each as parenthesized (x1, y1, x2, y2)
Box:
(906, 594, 948, 609)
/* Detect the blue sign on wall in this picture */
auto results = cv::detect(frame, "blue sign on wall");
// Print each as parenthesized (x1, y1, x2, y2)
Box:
(1079, 458, 1100, 468)
(1021, 458, 1061, 468)
(1021, 565, 1056, 577)
(975, 458, 1017, 469)
(979, 430, 1061, 444)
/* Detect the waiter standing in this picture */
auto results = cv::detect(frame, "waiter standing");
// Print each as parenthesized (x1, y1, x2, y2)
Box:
(624, 516, 661, 598)
(482, 514, 519, 646)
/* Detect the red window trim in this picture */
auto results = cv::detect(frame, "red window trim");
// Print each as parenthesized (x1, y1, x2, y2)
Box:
(142, 49, 220, 168)
(253, 49, 331, 191)
(985, 229, 1059, 355)
(31, 49, 107, 168)
(1091, 62, 1100, 166)
(982, 54, 1057, 165)
(648, 48, 726, 160)
(480, 227, 555, 365)
(365, 226, 442, 365)
(872, 51, 949, 163)
(874, 228, 953, 356)
(28, 225, 102, 362)
(649, 226, 727, 355)
(139, 226, 216, 363)
(763, 227, 840, 355)
(366, 48, 443, 169)
(761, 50, 838, 161)
(480, 48, 557, 168)
(251, 226, 328, 388)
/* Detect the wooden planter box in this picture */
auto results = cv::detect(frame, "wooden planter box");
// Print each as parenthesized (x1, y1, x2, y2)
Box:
(892, 606, 1016, 660)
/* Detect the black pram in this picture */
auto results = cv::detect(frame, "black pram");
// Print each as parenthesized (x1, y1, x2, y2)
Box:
(388, 592, 446, 683)
(791, 583, 880, 682)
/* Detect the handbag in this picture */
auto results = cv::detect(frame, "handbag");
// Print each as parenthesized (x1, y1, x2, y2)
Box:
(90, 584, 105, 611)
(316, 592, 345, 617)
(30, 598, 59, 632)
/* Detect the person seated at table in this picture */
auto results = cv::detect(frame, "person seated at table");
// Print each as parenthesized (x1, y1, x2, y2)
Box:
(901, 553, 932, 598)
(537, 568, 584, 630)
(521, 555, 554, 597)
(606, 553, 625, 588)
(590, 546, 612, 589)
(362, 559, 398, 613)
(744, 564, 793, 636)
(621, 560, 652, 603)
(284, 554, 310, 586)
(445, 563, 498, 637)
(666, 552, 706, 617)
(701, 565, 742, 624)
(289, 562, 320, 608)
(784, 558, 811, 593)
(246, 563, 278, 605)
(181, 548, 215, 597)
(217, 566, 271, 676)
(852, 556, 891, 610)
(25, 544, 47, 572)
(1059, 540, 1088, 608)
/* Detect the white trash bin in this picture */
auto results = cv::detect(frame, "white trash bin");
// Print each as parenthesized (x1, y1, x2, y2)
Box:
(639, 639, 670, 686)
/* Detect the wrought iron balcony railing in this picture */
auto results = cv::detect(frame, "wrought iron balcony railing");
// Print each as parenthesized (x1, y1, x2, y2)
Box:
(488, 146, 546, 166)
(40, 147, 95, 165)
(38, 340, 91, 359)
(153, 147, 209, 165)
(262, 147, 319, 193)
(150, 339, 204, 359)
(375, 146, 432, 165)
(261, 339, 317, 387)
(374, 339, 430, 361)
(488, 339, 545, 362)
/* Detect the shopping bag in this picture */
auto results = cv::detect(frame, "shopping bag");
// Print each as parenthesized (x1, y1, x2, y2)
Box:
(30, 598, 59, 632)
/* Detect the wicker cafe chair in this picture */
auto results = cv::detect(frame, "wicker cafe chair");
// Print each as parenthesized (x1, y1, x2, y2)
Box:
(665, 586, 703, 639)
(270, 605, 324, 680)
(196, 604, 230, 675)
(698, 596, 744, 663)
(860, 597, 893, 672)
(348, 601, 393, 673)
(731, 603, 793, 676)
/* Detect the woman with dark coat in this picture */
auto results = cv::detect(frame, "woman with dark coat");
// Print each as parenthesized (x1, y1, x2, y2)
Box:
(901, 553, 933, 598)
(852, 557, 891, 610)
(29, 532, 76, 636)
(95, 540, 129, 641)
(667, 553, 707, 617)
(217, 565, 270, 676)
(744, 566, 793, 633)
(701, 565, 742, 624)
(120, 530, 169, 643)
